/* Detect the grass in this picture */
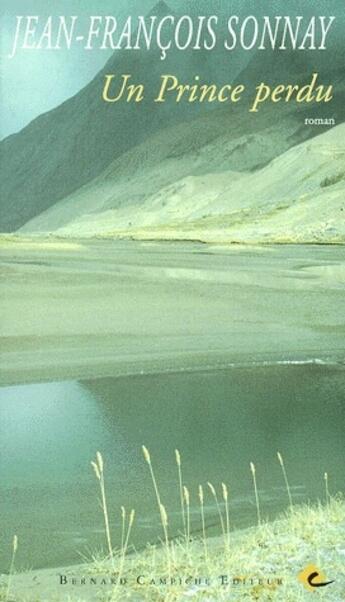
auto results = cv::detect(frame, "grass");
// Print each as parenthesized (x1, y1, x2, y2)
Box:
(277, 451, 293, 511)
(3, 535, 17, 602)
(250, 462, 262, 526)
(88, 447, 345, 601)
(324, 471, 331, 505)
(141, 445, 171, 574)
(222, 482, 230, 551)
(91, 452, 115, 571)
(2, 448, 345, 602)
(198, 485, 208, 564)
(207, 482, 226, 541)
(175, 450, 186, 541)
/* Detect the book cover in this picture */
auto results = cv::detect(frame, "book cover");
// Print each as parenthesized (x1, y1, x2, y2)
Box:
(0, 1, 344, 601)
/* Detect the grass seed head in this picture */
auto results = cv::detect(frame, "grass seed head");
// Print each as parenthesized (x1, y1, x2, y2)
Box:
(142, 445, 151, 464)
(207, 482, 216, 497)
(91, 461, 101, 480)
(159, 504, 168, 527)
(13, 535, 18, 553)
(222, 482, 228, 501)
(96, 451, 104, 473)
(198, 485, 204, 503)
(183, 486, 190, 506)
(250, 462, 256, 475)
(277, 451, 283, 466)
(175, 449, 181, 467)
(129, 509, 135, 526)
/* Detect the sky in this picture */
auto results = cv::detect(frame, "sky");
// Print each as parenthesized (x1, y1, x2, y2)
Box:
(1, 0, 343, 139)
(1, 0, 156, 138)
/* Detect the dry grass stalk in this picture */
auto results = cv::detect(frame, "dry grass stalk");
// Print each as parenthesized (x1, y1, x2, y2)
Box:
(222, 482, 230, 550)
(5, 535, 18, 602)
(142, 445, 171, 573)
(198, 485, 208, 564)
(120, 506, 126, 557)
(183, 485, 191, 549)
(207, 482, 226, 538)
(117, 508, 135, 586)
(142, 445, 162, 509)
(170, 539, 177, 566)
(91, 452, 115, 570)
(175, 449, 187, 539)
(159, 503, 171, 575)
(250, 462, 262, 526)
(277, 451, 293, 511)
(324, 472, 330, 504)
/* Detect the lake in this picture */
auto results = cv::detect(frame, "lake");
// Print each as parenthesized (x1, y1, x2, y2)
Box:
(1, 361, 344, 571)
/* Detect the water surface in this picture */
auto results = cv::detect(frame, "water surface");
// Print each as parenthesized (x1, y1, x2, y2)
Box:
(1, 362, 344, 571)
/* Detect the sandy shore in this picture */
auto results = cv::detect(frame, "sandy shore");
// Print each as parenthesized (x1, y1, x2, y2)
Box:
(1, 237, 344, 386)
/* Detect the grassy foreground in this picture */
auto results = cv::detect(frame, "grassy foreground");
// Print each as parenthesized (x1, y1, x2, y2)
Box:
(1, 449, 344, 602)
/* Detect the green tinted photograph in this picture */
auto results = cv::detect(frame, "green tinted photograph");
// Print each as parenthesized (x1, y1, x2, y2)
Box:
(0, 1, 344, 600)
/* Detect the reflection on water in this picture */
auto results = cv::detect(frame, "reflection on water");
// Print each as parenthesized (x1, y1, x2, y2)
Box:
(1, 364, 344, 570)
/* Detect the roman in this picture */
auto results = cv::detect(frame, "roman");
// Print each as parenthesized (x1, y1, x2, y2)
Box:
(8, 16, 78, 58)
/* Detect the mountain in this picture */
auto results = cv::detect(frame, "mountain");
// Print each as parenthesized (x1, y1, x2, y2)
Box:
(21, 119, 345, 244)
(0, 2, 240, 232)
(236, 44, 345, 89)
(1, 2, 345, 232)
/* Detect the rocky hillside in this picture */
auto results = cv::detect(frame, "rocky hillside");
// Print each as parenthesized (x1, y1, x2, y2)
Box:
(0, 1, 240, 231)
(2, 0, 345, 232)
(21, 121, 345, 244)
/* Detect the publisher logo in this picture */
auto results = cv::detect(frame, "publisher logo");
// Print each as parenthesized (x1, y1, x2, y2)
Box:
(298, 564, 334, 592)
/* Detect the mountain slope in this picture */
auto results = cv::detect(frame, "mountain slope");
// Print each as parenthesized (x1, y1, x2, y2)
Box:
(0, 2, 241, 232)
(2, 1, 345, 232)
(18, 104, 310, 233)
(21, 123, 345, 244)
